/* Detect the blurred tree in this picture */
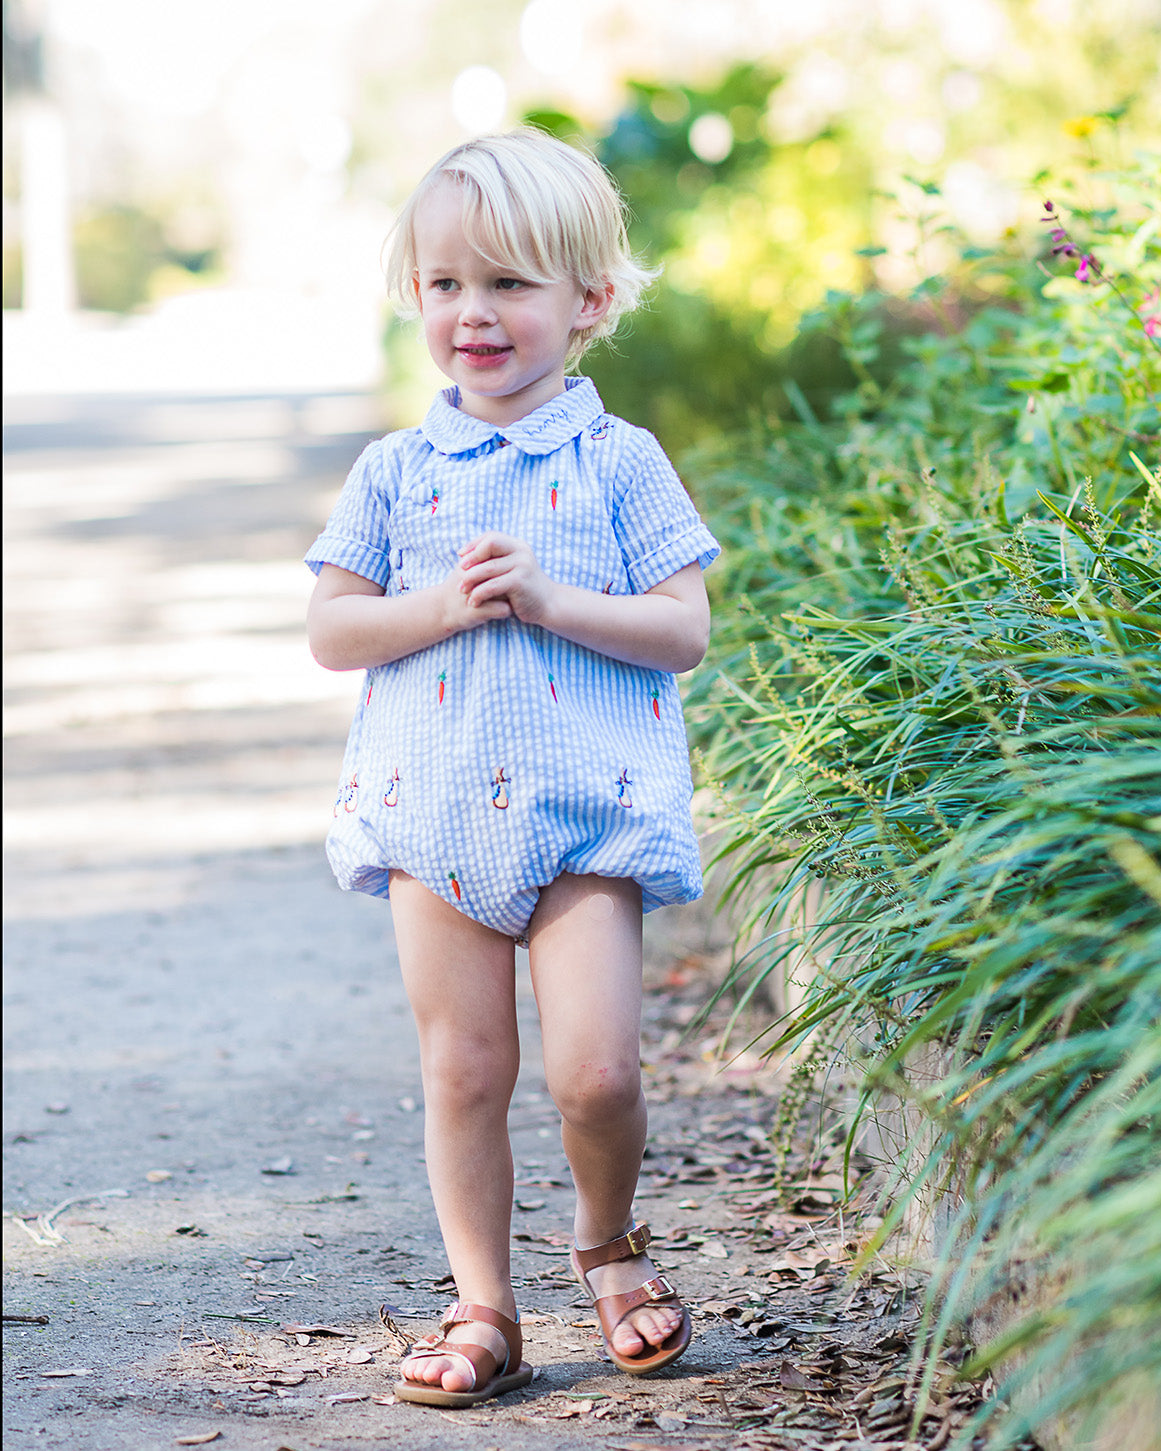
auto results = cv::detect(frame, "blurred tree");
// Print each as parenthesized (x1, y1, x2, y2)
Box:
(527, 67, 880, 449)
(72, 203, 222, 314)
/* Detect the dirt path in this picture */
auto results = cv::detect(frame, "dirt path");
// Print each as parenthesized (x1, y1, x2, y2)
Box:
(3, 391, 983, 1451)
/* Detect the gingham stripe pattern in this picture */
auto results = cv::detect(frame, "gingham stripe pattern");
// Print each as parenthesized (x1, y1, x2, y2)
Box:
(305, 377, 720, 937)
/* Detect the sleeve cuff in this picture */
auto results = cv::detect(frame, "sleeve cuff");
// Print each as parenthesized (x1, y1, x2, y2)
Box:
(304, 534, 392, 585)
(625, 522, 721, 594)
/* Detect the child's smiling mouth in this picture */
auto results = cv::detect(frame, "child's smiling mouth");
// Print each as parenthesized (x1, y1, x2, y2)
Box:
(457, 344, 513, 368)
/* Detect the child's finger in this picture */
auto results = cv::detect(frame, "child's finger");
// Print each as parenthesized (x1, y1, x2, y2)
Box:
(459, 555, 516, 592)
(467, 570, 516, 607)
(459, 532, 526, 566)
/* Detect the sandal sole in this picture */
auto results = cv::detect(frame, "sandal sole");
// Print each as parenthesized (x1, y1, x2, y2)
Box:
(394, 1362, 533, 1408)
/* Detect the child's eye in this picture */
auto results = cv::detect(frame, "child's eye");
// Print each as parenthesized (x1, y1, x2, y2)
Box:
(496, 277, 525, 291)
(431, 278, 457, 293)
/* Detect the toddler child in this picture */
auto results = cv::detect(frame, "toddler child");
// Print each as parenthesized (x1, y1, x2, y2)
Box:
(305, 128, 719, 1407)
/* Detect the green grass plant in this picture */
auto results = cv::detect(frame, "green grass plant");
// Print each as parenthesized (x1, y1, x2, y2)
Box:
(691, 157, 1161, 1446)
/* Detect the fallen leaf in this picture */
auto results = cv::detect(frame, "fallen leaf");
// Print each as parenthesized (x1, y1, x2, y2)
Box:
(611, 1443, 692, 1450)
(548, 1400, 593, 1418)
(247, 1250, 294, 1263)
(145, 1169, 173, 1183)
(699, 1239, 729, 1259)
(175, 1435, 223, 1447)
(261, 1158, 295, 1175)
(342, 1348, 373, 1364)
(326, 1391, 369, 1404)
(516, 1199, 546, 1211)
(655, 1412, 689, 1431)
(44, 1103, 70, 1115)
(281, 1323, 356, 1337)
(700, 1299, 741, 1316)
(42, 1368, 92, 1378)
(174, 1224, 207, 1237)
(779, 1359, 831, 1393)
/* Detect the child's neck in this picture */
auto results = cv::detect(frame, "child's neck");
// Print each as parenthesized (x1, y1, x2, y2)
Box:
(453, 376, 573, 429)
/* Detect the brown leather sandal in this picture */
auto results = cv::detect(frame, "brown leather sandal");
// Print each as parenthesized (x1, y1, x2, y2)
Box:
(394, 1301, 533, 1408)
(571, 1224, 692, 1375)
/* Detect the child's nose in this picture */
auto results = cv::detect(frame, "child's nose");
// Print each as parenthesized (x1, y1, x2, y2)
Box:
(458, 288, 498, 326)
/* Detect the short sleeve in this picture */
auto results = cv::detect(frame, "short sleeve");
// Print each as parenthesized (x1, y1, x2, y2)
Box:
(612, 430, 720, 594)
(304, 439, 395, 585)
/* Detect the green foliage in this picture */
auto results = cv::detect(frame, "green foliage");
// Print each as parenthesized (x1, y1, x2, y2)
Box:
(73, 203, 222, 314)
(694, 158, 1161, 1446)
(521, 66, 877, 451)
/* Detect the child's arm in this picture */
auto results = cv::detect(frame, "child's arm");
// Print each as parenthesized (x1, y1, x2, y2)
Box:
(457, 534, 710, 674)
(307, 563, 512, 671)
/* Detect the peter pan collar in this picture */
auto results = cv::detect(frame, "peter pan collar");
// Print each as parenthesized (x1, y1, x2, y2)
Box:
(419, 376, 605, 457)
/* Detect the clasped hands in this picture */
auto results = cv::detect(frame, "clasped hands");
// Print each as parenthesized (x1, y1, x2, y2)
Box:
(441, 533, 556, 633)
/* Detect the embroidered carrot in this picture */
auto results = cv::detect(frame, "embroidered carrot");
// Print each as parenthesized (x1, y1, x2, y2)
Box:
(430, 488, 439, 514)
(651, 688, 661, 720)
(366, 680, 373, 705)
(438, 670, 446, 704)
(550, 480, 558, 510)
(449, 871, 461, 901)
(548, 672, 558, 703)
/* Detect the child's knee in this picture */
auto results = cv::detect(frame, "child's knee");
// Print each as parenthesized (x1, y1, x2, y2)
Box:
(421, 1033, 518, 1111)
(552, 1057, 642, 1130)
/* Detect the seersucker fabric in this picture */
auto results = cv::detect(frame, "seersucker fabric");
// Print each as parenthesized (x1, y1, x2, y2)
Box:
(305, 376, 720, 938)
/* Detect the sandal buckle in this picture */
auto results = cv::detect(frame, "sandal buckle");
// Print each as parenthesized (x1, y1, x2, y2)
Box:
(646, 1275, 675, 1299)
(625, 1224, 650, 1256)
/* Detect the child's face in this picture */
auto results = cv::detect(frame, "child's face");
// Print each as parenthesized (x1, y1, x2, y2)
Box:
(412, 179, 611, 426)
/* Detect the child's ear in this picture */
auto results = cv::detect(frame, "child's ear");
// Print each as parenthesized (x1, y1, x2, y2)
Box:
(577, 280, 615, 328)
(411, 270, 422, 309)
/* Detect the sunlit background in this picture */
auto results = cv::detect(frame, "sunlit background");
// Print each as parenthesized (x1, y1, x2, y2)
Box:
(2, 0, 1158, 875)
(4, 0, 1159, 410)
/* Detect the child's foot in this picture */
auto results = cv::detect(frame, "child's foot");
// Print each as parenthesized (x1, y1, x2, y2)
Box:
(399, 1318, 509, 1393)
(580, 1250, 686, 1358)
(571, 1224, 692, 1374)
(395, 1303, 532, 1407)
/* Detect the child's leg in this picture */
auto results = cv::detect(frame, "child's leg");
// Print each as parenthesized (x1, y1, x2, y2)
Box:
(389, 871, 521, 1391)
(527, 873, 685, 1359)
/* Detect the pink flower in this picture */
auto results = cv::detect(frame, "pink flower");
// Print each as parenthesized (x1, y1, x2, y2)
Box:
(1140, 287, 1160, 337)
(1074, 253, 1098, 283)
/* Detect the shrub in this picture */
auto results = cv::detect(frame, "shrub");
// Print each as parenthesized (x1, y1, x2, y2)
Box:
(693, 158, 1161, 1446)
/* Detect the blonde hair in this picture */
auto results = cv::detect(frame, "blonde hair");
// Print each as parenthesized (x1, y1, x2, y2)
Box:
(383, 127, 657, 358)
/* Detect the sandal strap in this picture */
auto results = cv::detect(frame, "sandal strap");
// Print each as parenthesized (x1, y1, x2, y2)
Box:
(572, 1223, 652, 1277)
(593, 1275, 678, 1340)
(404, 1338, 495, 1391)
(436, 1301, 522, 1377)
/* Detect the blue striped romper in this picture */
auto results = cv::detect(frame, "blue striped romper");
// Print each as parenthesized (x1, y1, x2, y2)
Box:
(304, 376, 720, 939)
